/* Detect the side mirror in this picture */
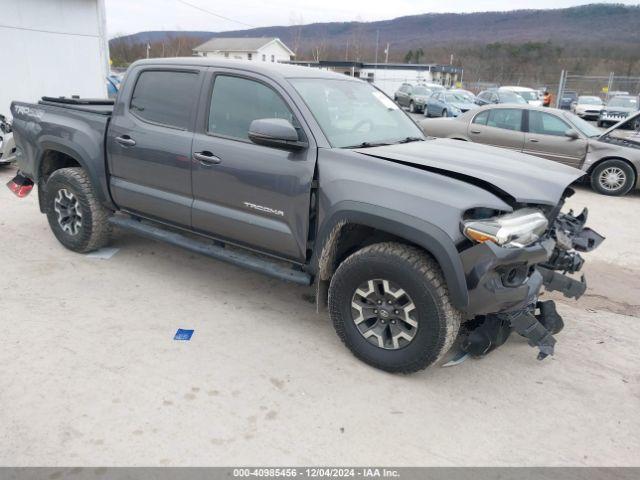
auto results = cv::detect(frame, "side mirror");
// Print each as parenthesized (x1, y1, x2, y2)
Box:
(565, 129, 580, 140)
(248, 118, 306, 150)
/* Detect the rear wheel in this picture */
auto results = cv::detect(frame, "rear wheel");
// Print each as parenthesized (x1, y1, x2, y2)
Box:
(45, 167, 112, 253)
(590, 159, 635, 196)
(328, 243, 461, 373)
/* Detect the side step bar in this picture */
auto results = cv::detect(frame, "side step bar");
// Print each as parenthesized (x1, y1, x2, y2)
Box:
(109, 216, 313, 286)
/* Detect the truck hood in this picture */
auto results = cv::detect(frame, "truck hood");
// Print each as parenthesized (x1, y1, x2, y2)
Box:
(355, 138, 584, 206)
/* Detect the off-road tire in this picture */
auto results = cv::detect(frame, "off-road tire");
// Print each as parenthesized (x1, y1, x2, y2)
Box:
(45, 167, 112, 253)
(590, 159, 635, 196)
(328, 242, 462, 373)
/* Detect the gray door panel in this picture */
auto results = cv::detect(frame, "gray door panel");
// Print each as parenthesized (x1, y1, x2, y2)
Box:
(190, 138, 314, 260)
(190, 69, 316, 261)
(107, 67, 204, 227)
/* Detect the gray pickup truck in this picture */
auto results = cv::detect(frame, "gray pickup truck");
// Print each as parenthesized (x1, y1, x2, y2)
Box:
(8, 58, 603, 373)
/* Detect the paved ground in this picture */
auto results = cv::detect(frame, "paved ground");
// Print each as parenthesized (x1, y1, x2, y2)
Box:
(1, 164, 639, 466)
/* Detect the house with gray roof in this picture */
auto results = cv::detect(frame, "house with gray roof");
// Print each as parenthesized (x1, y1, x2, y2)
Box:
(193, 37, 295, 63)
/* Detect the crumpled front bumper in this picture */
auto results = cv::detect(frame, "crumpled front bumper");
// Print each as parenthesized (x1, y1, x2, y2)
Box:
(460, 238, 554, 316)
(457, 208, 604, 360)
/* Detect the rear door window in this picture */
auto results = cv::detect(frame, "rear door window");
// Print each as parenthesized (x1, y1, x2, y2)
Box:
(487, 109, 523, 131)
(130, 70, 200, 129)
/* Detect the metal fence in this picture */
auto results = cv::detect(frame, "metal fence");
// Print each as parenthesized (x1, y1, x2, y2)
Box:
(556, 71, 640, 107)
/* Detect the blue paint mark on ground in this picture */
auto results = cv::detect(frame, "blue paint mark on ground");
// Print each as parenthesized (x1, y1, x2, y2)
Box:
(174, 329, 194, 341)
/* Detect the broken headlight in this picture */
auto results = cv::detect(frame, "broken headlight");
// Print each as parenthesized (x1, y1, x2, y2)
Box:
(463, 208, 548, 248)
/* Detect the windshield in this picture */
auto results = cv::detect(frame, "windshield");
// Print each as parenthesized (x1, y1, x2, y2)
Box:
(445, 93, 469, 103)
(579, 96, 602, 105)
(413, 86, 430, 96)
(290, 79, 424, 148)
(565, 112, 602, 137)
(453, 91, 475, 101)
(499, 91, 527, 104)
(608, 97, 638, 109)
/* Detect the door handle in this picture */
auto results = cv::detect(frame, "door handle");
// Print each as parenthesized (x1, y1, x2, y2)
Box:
(193, 151, 221, 166)
(115, 135, 136, 147)
(529, 138, 540, 143)
(470, 129, 481, 134)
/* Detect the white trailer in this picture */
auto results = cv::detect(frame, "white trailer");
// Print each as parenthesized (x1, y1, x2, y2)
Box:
(0, 0, 109, 117)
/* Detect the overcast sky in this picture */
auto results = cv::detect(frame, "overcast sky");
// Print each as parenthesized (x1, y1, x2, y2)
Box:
(105, 0, 639, 37)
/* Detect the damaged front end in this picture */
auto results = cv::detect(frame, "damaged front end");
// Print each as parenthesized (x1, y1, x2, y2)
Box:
(452, 192, 604, 364)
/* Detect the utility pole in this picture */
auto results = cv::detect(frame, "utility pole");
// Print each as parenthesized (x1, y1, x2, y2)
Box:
(384, 43, 389, 64)
(375, 30, 379, 64)
(606, 71, 614, 101)
(450, 53, 453, 65)
(374, 29, 379, 78)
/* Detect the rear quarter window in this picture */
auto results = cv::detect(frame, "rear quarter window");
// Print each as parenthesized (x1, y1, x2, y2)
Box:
(130, 70, 200, 129)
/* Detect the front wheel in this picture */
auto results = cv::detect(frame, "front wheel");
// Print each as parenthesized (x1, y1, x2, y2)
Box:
(590, 160, 636, 196)
(45, 167, 112, 253)
(328, 243, 462, 373)
(409, 101, 416, 113)
(442, 109, 448, 117)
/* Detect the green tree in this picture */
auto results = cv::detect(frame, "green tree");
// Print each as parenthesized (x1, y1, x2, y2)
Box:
(414, 48, 424, 63)
(404, 50, 414, 63)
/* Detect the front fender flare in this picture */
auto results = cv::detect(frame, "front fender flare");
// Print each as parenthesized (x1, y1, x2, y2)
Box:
(313, 201, 469, 311)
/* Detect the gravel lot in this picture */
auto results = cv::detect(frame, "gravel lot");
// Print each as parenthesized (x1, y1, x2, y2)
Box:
(1, 162, 639, 467)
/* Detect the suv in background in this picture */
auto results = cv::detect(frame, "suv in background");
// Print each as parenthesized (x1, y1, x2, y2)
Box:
(393, 83, 433, 113)
(558, 90, 578, 110)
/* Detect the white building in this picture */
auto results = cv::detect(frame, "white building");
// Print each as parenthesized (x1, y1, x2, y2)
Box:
(193, 37, 294, 63)
(0, 0, 110, 117)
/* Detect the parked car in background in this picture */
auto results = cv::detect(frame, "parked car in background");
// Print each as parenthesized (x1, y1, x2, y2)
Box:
(571, 95, 605, 120)
(393, 83, 432, 113)
(558, 90, 578, 110)
(421, 105, 640, 196)
(500, 86, 542, 106)
(475, 89, 528, 106)
(0, 114, 16, 166)
(424, 91, 477, 117)
(598, 95, 639, 127)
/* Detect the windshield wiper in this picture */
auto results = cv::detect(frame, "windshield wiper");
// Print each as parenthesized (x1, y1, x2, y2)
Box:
(397, 136, 425, 144)
(344, 141, 392, 149)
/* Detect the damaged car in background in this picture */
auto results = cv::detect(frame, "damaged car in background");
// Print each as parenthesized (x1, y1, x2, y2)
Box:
(421, 105, 640, 196)
(8, 58, 603, 373)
